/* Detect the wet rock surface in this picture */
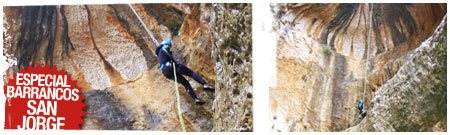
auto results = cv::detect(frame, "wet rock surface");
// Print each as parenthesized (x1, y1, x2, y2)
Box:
(3, 4, 252, 131)
(270, 3, 446, 132)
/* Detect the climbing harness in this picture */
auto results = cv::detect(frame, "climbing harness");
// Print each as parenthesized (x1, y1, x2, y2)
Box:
(362, 3, 373, 115)
(128, 4, 186, 132)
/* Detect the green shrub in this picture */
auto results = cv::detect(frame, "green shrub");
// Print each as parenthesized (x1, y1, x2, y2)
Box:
(321, 44, 332, 55)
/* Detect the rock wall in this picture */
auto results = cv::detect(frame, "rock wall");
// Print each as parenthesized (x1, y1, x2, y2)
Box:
(348, 15, 447, 132)
(210, 3, 253, 132)
(270, 3, 446, 132)
(3, 4, 252, 131)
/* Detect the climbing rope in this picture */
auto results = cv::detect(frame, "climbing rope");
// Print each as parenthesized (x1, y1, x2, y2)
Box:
(128, 4, 187, 132)
(173, 61, 187, 132)
(363, 3, 373, 104)
(127, 4, 159, 47)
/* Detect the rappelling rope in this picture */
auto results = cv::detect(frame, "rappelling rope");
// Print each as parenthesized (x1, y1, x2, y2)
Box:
(128, 4, 159, 47)
(173, 61, 187, 132)
(128, 4, 187, 132)
(363, 3, 373, 104)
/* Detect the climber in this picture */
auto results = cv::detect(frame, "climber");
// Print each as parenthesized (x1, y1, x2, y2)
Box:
(155, 40, 214, 105)
(358, 99, 367, 117)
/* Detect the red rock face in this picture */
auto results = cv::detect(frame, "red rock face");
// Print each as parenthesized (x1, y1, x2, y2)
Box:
(270, 3, 446, 132)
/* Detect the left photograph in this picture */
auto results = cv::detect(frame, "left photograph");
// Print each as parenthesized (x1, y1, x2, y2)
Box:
(3, 3, 252, 132)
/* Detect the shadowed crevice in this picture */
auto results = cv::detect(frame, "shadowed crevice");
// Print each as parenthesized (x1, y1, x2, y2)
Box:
(141, 4, 185, 36)
(330, 53, 348, 131)
(59, 5, 75, 57)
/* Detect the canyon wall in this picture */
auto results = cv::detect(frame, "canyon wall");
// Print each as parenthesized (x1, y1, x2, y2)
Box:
(3, 3, 252, 131)
(270, 3, 446, 132)
(347, 16, 447, 131)
(210, 3, 253, 132)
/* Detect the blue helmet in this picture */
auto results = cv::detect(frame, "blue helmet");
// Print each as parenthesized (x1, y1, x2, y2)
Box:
(160, 40, 172, 47)
(359, 99, 363, 102)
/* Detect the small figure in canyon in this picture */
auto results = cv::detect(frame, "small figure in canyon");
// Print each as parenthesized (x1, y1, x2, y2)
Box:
(358, 99, 367, 117)
(155, 40, 214, 105)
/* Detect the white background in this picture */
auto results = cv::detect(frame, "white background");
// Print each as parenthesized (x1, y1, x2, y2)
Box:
(1, 0, 449, 135)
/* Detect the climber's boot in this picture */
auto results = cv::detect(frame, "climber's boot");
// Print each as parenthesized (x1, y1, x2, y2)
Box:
(203, 84, 215, 92)
(194, 98, 205, 105)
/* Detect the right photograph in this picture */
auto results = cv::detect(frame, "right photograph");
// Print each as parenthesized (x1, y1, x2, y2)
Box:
(269, 3, 447, 132)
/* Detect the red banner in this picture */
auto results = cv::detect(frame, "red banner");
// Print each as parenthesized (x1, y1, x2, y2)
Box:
(4, 63, 86, 130)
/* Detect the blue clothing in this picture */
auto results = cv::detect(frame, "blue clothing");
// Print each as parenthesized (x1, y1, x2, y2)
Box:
(358, 102, 366, 117)
(155, 44, 208, 100)
(156, 45, 176, 66)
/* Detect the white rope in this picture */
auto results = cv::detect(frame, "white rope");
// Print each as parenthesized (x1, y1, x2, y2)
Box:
(127, 4, 159, 47)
